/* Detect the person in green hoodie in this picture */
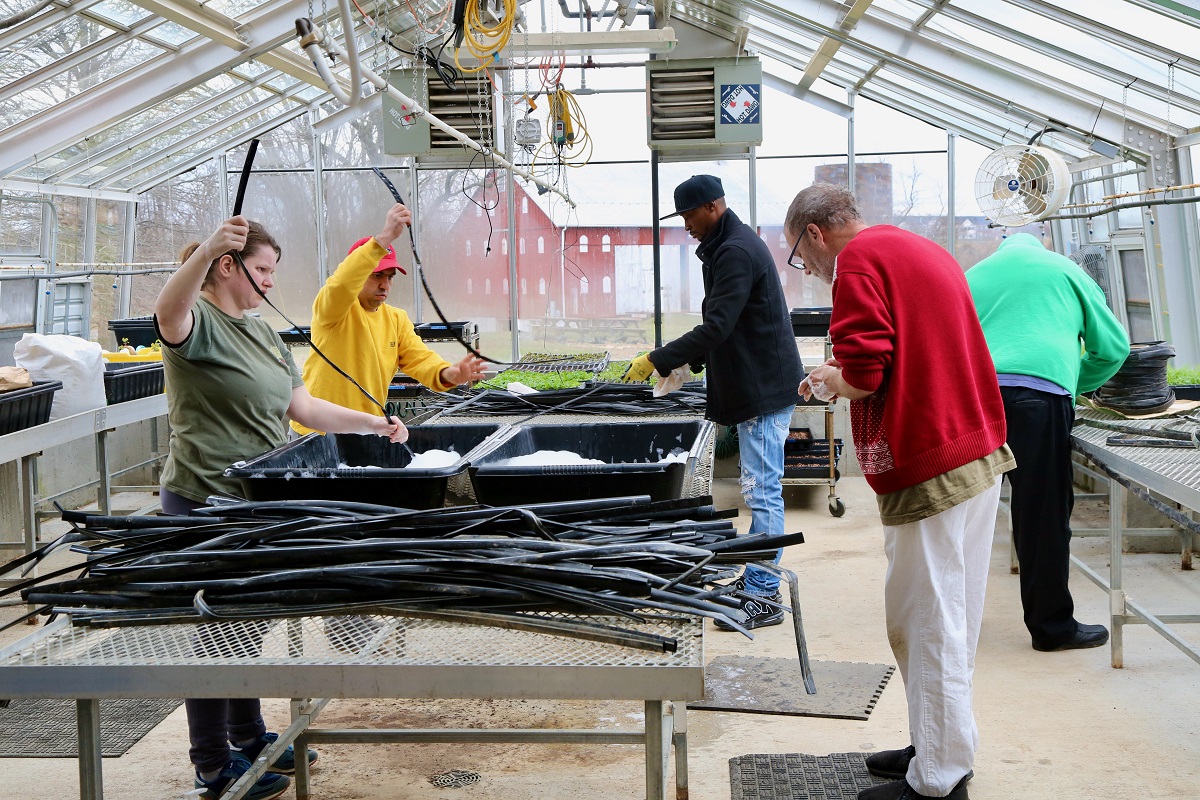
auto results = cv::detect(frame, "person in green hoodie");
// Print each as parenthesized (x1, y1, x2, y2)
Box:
(968, 233, 1129, 652)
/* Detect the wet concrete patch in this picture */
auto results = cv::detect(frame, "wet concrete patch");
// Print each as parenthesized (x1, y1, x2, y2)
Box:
(691, 656, 894, 720)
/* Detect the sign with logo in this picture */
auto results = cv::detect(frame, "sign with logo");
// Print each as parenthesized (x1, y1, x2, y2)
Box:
(720, 83, 761, 125)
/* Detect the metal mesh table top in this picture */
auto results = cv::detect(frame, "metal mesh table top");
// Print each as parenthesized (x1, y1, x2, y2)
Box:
(1, 613, 703, 670)
(1072, 409, 1200, 508)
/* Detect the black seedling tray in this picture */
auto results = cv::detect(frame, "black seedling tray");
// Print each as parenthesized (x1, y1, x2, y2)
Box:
(0, 380, 62, 435)
(108, 316, 158, 349)
(103, 362, 164, 404)
(468, 419, 712, 504)
(791, 307, 832, 338)
(226, 423, 510, 508)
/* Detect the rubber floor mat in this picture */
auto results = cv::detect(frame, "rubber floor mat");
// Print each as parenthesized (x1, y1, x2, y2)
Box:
(0, 698, 181, 757)
(690, 656, 894, 720)
(730, 752, 891, 800)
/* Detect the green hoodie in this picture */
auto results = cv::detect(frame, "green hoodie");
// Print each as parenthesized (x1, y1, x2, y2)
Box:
(967, 233, 1130, 396)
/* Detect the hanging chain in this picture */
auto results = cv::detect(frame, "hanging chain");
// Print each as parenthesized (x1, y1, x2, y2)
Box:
(307, 0, 314, 22)
(1165, 61, 1176, 188)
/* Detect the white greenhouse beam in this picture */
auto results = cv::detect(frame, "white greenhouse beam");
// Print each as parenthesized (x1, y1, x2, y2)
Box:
(795, 0, 873, 95)
(311, 93, 381, 135)
(0, 179, 136, 202)
(493, 27, 677, 57)
(256, 47, 332, 91)
(762, 72, 852, 119)
(1129, 0, 1200, 25)
(126, 0, 244, 49)
(0, 0, 310, 180)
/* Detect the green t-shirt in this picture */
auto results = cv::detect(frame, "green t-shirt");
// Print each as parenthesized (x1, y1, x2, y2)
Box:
(159, 297, 303, 502)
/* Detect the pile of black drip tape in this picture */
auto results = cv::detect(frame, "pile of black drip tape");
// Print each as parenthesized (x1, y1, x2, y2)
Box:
(1090, 340, 1176, 415)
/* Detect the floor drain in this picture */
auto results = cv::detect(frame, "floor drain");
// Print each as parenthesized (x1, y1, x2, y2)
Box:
(430, 769, 481, 788)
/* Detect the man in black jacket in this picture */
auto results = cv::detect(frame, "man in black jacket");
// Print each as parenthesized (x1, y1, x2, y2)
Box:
(624, 174, 804, 628)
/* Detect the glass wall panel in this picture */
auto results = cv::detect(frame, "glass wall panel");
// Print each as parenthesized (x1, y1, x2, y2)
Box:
(0, 193, 44, 257)
(89, 200, 129, 345)
(131, 161, 221, 317)
(324, 166, 416, 315)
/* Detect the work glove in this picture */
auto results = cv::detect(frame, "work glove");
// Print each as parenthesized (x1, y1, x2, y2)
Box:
(653, 366, 689, 397)
(622, 353, 657, 383)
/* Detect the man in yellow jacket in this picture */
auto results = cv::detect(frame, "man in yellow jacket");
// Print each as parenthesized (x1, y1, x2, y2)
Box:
(293, 203, 486, 435)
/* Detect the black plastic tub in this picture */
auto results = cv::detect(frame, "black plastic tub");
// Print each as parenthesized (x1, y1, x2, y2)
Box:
(108, 316, 158, 349)
(790, 307, 832, 338)
(0, 380, 63, 435)
(467, 419, 715, 505)
(1172, 385, 1200, 401)
(104, 362, 165, 404)
(225, 423, 510, 507)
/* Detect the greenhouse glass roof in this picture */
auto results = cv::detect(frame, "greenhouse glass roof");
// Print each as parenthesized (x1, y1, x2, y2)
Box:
(0, 0, 1197, 196)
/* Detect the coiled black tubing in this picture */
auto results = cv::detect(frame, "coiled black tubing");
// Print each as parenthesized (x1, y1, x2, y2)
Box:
(1091, 340, 1176, 415)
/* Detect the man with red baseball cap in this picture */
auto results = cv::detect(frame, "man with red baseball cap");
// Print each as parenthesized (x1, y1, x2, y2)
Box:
(294, 203, 486, 434)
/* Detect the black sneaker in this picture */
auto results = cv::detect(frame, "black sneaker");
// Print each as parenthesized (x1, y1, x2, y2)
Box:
(713, 592, 784, 630)
(194, 753, 290, 800)
(233, 731, 318, 775)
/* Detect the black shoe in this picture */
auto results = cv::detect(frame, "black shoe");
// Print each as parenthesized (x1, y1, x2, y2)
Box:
(1032, 623, 1109, 652)
(865, 745, 914, 780)
(865, 746, 973, 783)
(713, 592, 784, 630)
(857, 774, 970, 800)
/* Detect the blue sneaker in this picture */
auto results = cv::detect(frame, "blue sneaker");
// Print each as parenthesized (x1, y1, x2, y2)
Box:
(194, 752, 290, 800)
(235, 731, 318, 775)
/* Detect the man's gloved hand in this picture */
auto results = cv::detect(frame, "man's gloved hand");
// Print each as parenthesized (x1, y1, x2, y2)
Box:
(653, 366, 689, 397)
(622, 354, 657, 383)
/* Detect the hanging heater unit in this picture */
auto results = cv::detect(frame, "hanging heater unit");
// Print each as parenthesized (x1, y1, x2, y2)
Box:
(383, 69, 496, 161)
(646, 57, 762, 159)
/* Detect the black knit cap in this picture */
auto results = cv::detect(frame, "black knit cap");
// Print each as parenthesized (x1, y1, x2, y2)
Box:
(661, 174, 724, 219)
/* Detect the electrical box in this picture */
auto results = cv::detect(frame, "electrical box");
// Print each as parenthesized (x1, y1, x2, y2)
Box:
(383, 69, 496, 161)
(646, 57, 762, 158)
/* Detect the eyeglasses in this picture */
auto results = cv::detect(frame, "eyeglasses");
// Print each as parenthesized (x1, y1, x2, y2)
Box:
(786, 234, 805, 270)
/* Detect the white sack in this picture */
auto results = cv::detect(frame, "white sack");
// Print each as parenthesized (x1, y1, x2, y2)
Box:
(13, 333, 107, 419)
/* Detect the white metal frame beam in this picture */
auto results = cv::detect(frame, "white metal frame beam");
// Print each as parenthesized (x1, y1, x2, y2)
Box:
(0, 0, 106, 52)
(126, 0, 244, 49)
(0, 179, 137, 202)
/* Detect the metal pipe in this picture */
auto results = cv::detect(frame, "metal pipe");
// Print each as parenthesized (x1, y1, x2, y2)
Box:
(335, 0, 365, 107)
(298, 19, 574, 207)
(1031, 192, 1200, 222)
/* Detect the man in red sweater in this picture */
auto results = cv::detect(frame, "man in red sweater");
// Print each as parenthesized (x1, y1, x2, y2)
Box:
(790, 184, 1013, 800)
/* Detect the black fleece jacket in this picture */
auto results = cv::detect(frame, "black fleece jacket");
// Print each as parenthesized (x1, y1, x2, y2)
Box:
(649, 208, 804, 426)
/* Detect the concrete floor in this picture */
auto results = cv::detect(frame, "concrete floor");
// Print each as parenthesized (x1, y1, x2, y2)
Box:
(2, 477, 1199, 800)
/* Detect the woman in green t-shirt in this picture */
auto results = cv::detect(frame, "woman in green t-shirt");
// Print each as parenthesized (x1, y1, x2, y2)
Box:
(154, 216, 407, 800)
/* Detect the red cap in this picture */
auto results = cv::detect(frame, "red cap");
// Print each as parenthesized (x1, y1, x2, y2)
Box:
(349, 236, 406, 275)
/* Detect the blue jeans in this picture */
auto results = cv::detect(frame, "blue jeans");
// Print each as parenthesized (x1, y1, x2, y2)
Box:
(736, 405, 791, 596)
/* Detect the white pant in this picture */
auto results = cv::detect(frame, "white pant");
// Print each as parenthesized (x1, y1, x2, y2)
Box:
(883, 478, 1001, 797)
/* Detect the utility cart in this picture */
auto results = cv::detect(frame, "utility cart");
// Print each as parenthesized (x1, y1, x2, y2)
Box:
(784, 307, 844, 517)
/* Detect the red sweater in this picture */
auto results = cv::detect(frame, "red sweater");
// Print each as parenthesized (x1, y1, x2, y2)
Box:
(831, 226, 1006, 495)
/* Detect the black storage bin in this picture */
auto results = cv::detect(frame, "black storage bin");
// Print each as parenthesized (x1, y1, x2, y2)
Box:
(467, 419, 714, 505)
(277, 326, 311, 345)
(791, 307, 832, 338)
(108, 316, 158, 349)
(0, 380, 63, 435)
(225, 423, 510, 508)
(103, 362, 165, 404)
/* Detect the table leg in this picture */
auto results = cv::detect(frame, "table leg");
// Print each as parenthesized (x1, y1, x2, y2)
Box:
(1109, 482, 1125, 669)
(671, 701, 688, 800)
(77, 699, 103, 800)
(645, 700, 665, 800)
(293, 699, 311, 800)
